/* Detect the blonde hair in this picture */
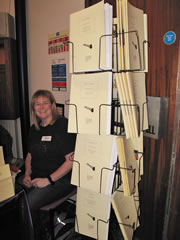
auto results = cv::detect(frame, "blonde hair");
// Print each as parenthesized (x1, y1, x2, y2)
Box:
(31, 89, 58, 130)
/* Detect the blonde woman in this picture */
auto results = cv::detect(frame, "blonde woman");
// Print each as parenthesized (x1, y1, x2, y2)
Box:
(22, 89, 76, 238)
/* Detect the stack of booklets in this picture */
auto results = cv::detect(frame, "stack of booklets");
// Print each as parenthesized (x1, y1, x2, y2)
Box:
(113, 0, 148, 139)
(132, 132, 144, 177)
(0, 146, 15, 202)
(116, 0, 148, 72)
(75, 187, 111, 240)
(71, 134, 117, 194)
(108, 1, 148, 239)
(111, 185, 139, 240)
(69, 1, 112, 73)
(68, 72, 112, 135)
(116, 136, 139, 196)
(133, 184, 140, 219)
(69, 2, 114, 238)
(114, 71, 148, 138)
(68, 0, 148, 239)
(113, 129, 143, 239)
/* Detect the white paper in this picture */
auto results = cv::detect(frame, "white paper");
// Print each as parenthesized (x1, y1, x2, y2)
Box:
(68, 72, 112, 135)
(71, 134, 117, 194)
(75, 187, 111, 240)
(69, 1, 112, 72)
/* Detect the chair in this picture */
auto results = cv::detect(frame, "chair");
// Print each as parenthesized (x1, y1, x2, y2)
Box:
(0, 189, 35, 240)
(39, 189, 77, 240)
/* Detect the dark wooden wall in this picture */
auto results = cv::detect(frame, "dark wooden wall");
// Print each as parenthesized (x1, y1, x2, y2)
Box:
(134, 1, 179, 239)
(85, 1, 180, 239)
(136, 1, 179, 239)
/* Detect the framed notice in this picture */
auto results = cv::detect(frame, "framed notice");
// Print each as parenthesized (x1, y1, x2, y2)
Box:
(51, 58, 67, 91)
(48, 30, 69, 55)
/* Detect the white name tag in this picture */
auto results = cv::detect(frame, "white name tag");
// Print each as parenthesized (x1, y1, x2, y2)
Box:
(41, 136, 52, 141)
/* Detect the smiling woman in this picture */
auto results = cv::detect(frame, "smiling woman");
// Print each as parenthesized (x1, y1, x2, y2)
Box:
(34, 99, 52, 125)
(31, 89, 59, 130)
(16, 89, 77, 240)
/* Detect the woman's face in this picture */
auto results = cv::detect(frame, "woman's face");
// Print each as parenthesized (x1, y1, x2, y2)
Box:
(34, 96, 53, 123)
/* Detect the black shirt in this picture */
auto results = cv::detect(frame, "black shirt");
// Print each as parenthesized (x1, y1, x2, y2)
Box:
(27, 117, 76, 181)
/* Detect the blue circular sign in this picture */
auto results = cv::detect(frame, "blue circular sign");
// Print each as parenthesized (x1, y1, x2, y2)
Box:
(163, 31, 176, 45)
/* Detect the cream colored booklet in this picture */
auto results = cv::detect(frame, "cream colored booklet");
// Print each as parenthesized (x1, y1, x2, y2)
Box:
(115, 72, 148, 138)
(115, 73, 133, 138)
(116, 0, 148, 72)
(0, 146, 5, 165)
(112, 17, 119, 72)
(116, 136, 139, 196)
(75, 187, 111, 240)
(122, 0, 145, 71)
(0, 164, 15, 202)
(133, 184, 140, 222)
(122, 72, 139, 138)
(132, 131, 144, 176)
(112, 74, 124, 135)
(68, 72, 112, 135)
(69, 1, 112, 73)
(116, 0, 125, 71)
(71, 134, 117, 194)
(111, 185, 138, 240)
(143, 13, 148, 72)
(128, 72, 148, 131)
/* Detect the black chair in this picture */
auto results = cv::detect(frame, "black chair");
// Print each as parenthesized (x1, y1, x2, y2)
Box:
(0, 189, 35, 240)
(39, 189, 77, 240)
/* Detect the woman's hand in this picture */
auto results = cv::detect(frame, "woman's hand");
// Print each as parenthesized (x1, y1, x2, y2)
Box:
(31, 178, 50, 188)
(23, 175, 32, 188)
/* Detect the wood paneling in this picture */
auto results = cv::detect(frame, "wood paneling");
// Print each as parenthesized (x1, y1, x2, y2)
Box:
(135, 0, 179, 239)
(167, 120, 180, 240)
(85, 1, 180, 239)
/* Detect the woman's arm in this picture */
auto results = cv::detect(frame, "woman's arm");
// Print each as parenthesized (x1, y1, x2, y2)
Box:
(50, 152, 74, 182)
(25, 152, 32, 176)
(23, 152, 33, 188)
(31, 152, 74, 188)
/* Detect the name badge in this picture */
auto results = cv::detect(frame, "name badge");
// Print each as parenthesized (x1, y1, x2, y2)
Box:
(41, 136, 52, 141)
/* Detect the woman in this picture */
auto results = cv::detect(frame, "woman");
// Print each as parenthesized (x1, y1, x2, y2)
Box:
(22, 89, 76, 237)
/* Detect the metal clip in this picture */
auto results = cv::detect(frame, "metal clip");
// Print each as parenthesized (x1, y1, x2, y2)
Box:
(83, 43, 93, 49)
(84, 106, 94, 112)
(87, 213, 95, 221)
(86, 163, 95, 171)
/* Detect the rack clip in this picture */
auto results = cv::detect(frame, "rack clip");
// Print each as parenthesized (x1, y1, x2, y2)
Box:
(83, 43, 93, 49)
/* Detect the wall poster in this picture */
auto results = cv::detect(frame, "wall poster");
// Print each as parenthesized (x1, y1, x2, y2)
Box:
(51, 57, 67, 91)
(48, 30, 69, 92)
(48, 30, 69, 55)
